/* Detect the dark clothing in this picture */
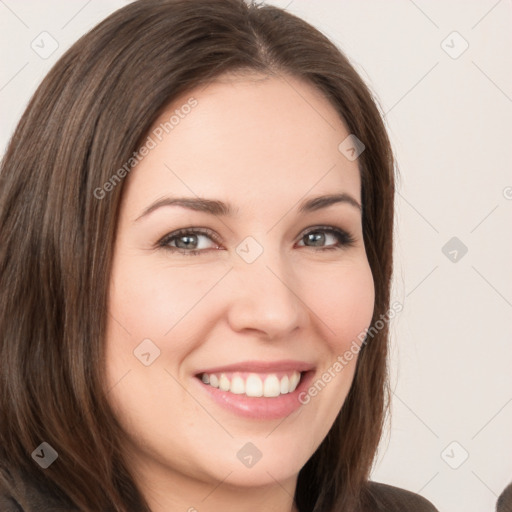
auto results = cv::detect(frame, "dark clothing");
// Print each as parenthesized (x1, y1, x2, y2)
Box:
(362, 481, 439, 511)
(0, 466, 440, 512)
(497, 482, 512, 512)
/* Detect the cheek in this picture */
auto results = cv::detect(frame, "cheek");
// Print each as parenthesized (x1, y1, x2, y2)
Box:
(104, 255, 232, 395)
(108, 255, 220, 337)
(304, 260, 375, 351)
(291, 260, 374, 448)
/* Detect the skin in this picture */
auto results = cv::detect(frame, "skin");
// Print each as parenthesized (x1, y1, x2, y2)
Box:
(104, 72, 375, 512)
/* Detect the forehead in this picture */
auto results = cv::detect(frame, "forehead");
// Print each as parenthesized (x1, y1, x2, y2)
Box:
(121, 73, 361, 217)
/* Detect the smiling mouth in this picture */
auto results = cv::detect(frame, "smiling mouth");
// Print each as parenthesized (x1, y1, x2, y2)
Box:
(196, 370, 303, 398)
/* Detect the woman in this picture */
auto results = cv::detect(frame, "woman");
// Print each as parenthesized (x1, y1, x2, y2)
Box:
(0, 0, 439, 510)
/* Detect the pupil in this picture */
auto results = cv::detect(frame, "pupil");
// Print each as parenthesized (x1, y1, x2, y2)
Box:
(177, 235, 197, 249)
(308, 232, 324, 246)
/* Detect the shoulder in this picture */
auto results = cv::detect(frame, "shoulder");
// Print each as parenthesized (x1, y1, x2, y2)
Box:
(359, 480, 440, 512)
(0, 466, 76, 512)
(497, 481, 512, 512)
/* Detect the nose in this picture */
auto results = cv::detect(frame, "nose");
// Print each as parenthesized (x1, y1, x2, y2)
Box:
(225, 247, 309, 339)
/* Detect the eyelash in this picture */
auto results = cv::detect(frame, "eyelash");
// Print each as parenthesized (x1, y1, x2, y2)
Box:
(157, 225, 356, 256)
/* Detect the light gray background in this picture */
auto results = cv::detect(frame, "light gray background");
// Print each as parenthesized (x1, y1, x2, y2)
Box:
(1, 1, 511, 511)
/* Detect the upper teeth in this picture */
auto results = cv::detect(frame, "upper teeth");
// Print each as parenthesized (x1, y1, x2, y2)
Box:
(201, 371, 301, 397)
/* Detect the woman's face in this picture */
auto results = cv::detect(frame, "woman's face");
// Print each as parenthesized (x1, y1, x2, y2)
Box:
(104, 72, 375, 502)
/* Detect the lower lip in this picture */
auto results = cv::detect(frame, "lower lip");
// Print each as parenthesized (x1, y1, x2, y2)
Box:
(194, 371, 315, 420)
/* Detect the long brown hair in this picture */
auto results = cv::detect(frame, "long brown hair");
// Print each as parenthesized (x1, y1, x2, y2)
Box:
(0, 1, 395, 510)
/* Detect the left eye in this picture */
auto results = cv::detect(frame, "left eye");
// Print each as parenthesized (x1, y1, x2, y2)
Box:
(297, 227, 355, 250)
(158, 226, 355, 256)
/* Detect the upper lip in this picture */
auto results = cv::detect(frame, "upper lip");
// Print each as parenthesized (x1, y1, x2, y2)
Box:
(195, 360, 315, 375)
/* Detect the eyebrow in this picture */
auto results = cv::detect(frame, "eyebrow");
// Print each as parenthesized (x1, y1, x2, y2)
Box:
(135, 193, 361, 222)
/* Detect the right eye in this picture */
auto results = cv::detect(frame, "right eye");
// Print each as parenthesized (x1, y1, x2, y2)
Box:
(157, 228, 222, 256)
